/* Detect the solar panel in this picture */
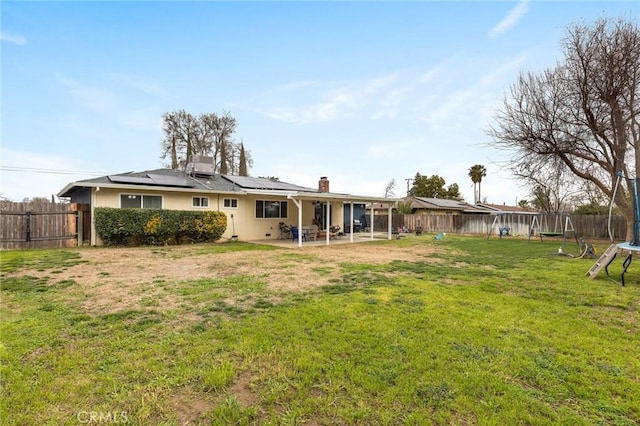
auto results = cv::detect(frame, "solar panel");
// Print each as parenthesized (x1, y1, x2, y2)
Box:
(108, 173, 194, 188)
(148, 174, 193, 187)
(224, 175, 315, 191)
(108, 175, 155, 185)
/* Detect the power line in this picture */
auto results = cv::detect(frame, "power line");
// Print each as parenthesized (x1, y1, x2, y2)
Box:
(0, 166, 108, 176)
(405, 177, 414, 194)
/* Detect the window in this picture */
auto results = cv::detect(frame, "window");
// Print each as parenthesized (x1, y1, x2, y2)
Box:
(120, 194, 162, 209)
(223, 198, 238, 208)
(193, 197, 209, 208)
(256, 200, 288, 218)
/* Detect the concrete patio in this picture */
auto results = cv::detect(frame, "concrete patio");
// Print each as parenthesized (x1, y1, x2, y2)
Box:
(251, 232, 395, 248)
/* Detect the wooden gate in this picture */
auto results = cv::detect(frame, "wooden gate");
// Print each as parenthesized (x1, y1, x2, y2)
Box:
(0, 202, 90, 250)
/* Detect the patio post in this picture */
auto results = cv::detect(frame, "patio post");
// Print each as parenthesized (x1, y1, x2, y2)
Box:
(289, 197, 303, 247)
(388, 203, 393, 240)
(370, 203, 375, 240)
(350, 201, 354, 243)
(326, 201, 331, 245)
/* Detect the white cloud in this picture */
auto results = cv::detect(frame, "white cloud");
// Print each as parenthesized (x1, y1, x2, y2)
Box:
(257, 58, 480, 125)
(275, 80, 318, 92)
(111, 74, 170, 98)
(264, 86, 355, 123)
(0, 31, 26, 45)
(367, 138, 419, 160)
(260, 72, 403, 124)
(488, 0, 529, 39)
(57, 75, 118, 112)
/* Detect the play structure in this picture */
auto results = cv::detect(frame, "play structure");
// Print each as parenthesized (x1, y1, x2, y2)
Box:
(486, 213, 533, 239)
(528, 212, 579, 245)
(587, 172, 640, 285)
(487, 212, 579, 246)
(486, 213, 514, 239)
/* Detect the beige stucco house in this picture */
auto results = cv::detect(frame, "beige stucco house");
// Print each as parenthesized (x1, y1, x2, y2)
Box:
(58, 161, 401, 247)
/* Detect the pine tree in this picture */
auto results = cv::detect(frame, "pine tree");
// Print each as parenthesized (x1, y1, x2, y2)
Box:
(239, 142, 248, 176)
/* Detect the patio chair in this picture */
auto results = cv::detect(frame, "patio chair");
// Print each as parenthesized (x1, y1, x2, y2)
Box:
(290, 226, 306, 242)
(306, 225, 318, 241)
(279, 222, 292, 240)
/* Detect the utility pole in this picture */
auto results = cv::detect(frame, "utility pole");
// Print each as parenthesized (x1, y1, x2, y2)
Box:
(405, 178, 414, 195)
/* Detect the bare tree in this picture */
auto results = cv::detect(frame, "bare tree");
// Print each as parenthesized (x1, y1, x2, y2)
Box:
(487, 17, 640, 240)
(513, 156, 581, 212)
(160, 110, 251, 175)
(384, 178, 397, 198)
(200, 111, 237, 172)
(161, 110, 199, 170)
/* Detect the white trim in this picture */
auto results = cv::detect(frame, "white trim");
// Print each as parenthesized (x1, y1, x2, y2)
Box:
(222, 198, 239, 209)
(192, 196, 210, 208)
(119, 192, 164, 209)
(255, 199, 288, 219)
(58, 181, 246, 197)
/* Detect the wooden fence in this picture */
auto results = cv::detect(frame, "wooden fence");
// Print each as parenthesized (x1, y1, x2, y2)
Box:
(0, 202, 90, 250)
(0, 206, 629, 250)
(373, 213, 627, 241)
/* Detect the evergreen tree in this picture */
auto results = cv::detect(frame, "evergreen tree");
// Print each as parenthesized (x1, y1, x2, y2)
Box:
(239, 143, 248, 176)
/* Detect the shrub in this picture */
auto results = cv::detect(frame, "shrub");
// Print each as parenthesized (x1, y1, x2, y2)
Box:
(95, 208, 227, 246)
(143, 215, 172, 246)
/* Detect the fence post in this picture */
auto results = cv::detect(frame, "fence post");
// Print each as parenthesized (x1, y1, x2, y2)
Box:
(25, 212, 31, 242)
(77, 209, 83, 247)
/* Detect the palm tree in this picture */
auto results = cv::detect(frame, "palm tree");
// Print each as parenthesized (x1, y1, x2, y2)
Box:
(468, 164, 487, 204)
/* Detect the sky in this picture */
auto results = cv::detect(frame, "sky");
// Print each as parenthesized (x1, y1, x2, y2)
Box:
(1, 1, 638, 205)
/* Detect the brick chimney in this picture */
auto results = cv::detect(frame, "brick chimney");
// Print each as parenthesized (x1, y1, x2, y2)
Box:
(318, 176, 330, 193)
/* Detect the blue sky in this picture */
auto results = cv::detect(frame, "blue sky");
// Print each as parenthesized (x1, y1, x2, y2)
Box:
(1, 1, 637, 204)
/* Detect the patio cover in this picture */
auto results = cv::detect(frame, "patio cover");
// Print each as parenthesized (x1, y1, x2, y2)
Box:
(244, 189, 403, 247)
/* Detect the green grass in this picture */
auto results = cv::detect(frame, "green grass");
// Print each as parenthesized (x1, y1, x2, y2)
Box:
(1, 237, 639, 425)
(0, 249, 84, 274)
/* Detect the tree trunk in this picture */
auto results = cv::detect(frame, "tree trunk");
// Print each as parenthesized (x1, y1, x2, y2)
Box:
(171, 137, 178, 169)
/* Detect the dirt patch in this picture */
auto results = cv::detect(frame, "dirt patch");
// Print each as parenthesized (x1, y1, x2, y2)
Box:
(169, 391, 213, 425)
(8, 241, 442, 315)
(230, 370, 259, 407)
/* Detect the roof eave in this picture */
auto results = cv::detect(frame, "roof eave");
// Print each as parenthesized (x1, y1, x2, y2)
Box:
(288, 191, 403, 204)
(58, 182, 247, 197)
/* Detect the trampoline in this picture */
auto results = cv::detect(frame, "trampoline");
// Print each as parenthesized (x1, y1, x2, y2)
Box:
(590, 172, 640, 286)
(605, 242, 640, 286)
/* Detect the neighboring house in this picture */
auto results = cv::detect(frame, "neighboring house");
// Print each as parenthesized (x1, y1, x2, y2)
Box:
(402, 196, 493, 215)
(476, 203, 538, 215)
(58, 159, 401, 246)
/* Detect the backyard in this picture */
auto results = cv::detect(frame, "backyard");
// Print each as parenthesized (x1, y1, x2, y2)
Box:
(1, 235, 638, 425)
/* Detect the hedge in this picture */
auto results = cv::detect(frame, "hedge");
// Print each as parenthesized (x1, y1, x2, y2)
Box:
(94, 208, 227, 246)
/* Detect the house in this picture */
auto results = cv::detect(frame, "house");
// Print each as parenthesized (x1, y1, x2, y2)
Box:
(58, 159, 402, 246)
(401, 196, 492, 215)
(476, 203, 538, 215)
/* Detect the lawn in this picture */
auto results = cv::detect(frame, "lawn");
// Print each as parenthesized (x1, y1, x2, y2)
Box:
(1, 236, 638, 425)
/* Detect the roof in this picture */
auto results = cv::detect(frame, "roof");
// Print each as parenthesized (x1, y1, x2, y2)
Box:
(221, 175, 317, 192)
(476, 203, 539, 214)
(58, 168, 243, 196)
(407, 196, 492, 214)
(57, 169, 401, 204)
